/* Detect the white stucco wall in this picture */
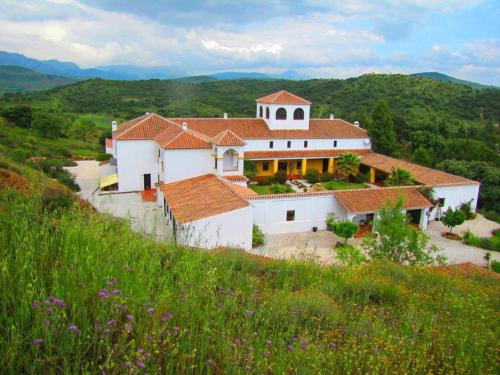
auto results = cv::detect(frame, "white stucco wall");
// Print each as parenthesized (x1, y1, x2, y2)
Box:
(176, 207, 253, 250)
(251, 194, 348, 234)
(116, 140, 159, 192)
(429, 184, 480, 220)
(259, 103, 311, 130)
(162, 148, 215, 183)
(244, 138, 370, 153)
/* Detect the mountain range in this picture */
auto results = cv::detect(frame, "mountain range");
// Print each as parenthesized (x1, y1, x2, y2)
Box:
(0, 50, 496, 94)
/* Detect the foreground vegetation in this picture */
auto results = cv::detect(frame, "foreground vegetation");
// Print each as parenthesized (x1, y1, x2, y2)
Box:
(1, 159, 499, 374)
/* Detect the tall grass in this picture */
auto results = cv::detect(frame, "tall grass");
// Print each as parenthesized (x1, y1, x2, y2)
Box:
(1, 188, 499, 374)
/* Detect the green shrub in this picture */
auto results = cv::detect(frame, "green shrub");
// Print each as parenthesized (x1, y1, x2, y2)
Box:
(478, 209, 500, 224)
(243, 160, 257, 179)
(10, 149, 32, 162)
(96, 152, 112, 162)
(442, 207, 466, 233)
(333, 220, 359, 244)
(320, 173, 334, 182)
(463, 229, 499, 252)
(270, 183, 293, 194)
(491, 260, 500, 273)
(274, 170, 287, 184)
(335, 244, 366, 266)
(252, 224, 264, 247)
(304, 169, 320, 183)
(41, 185, 74, 212)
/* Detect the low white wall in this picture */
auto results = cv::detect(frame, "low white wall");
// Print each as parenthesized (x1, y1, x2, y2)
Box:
(163, 149, 214, 183)
(176, 207, 253, 250)
(429, 184, 480, 220)
(251, 194, 348, 234)
(116, 140, 159, 192)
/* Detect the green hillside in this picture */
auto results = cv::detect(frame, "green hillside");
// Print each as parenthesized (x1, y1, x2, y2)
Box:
(0, 156, 499, 373)
(412, 72, 497, 90)
(0, 74, 499, 212)
(0, 65, 75, 94)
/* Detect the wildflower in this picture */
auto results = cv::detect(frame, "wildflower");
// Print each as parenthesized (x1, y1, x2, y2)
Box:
(137, 348, 145, 354)
(234, 338, 241, 346)
(138, 360, 145, 369)
(111, 289, 121, 295)
(287, 344, 294, 351)
(107, 319, 117, 327)
(104, 329, 111, 335)
(292, 337, 299, 343)
(147, 307, 155, 314)
(53, 299, 65, 308)
(68, 325, 81, 336)
(126, 314, 134, 321)
(207, 359, 216, 366)
(124, 361, 131, 369)
(32, 300, 39, 310)
(162, 312, 173, 321)
(300, 339, 309, 350)
(375, 347, 381, 353)
(245, 364, 252, 371)
(173, 326, 180, 333)
(46, 306, 54, 314)
(266, 339, 272, 348)
(107, 278, 117, 286)
(98, 289, 109, 299)
(32, 338, 43, 346)
(124, 324, 133, 333)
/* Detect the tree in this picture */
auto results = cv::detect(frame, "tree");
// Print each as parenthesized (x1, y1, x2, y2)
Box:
(243, 160, 257, 179)
(252, 224, 264, 247)
(0, 105, 33, 128)
(31, 112, 68, 139)
(412, 147, 435, 167)
(336, 153, 360, 179)
(333, 220, 359, 244)
(369, 100, 396, 155)
(442, 208, 466, 233)
(362, 197, 445, 265)
(385, 167, 415, 186)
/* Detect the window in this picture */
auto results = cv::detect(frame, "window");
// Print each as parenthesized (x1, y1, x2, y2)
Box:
(265, 107, 270, 119)
(263, 162, 269, 171)
(294, 108, 304, 120)
(259, 106, 263, 118)
(286, 210, 295, 221)
(158, 149, 161, 158)
(333, 140, 338, 148)
(438, 198, 445, 207)
(297, 160, 302, 170)
(304, 140, 308, 148)
(287, 140, 291, 148)
(215, 157, 218, 169)
(269, 141, 274, 149)
(276, 108, 287, 120)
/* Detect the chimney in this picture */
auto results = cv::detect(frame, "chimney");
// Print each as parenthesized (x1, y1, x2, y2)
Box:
(146, 112, 150, 115)
(223, 112, 228, 119)
(182, 122, 188, 131)
(353, 121, 360, 127)
(111, 120, 117, 132)
(329, 113, 334, 120)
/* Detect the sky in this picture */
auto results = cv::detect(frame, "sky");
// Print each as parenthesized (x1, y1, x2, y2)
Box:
(0, 0, 499, 84)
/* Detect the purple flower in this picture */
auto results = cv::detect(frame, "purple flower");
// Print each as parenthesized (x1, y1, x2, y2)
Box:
(234, 338, 241, 346)
(162, 312, 173, 321)
(138, 361, 145, 369)
(147, 307, 155, 314)
(107, 278, 117, 286)
(98, 289, 109, 299)
(300, 339, 308, 350)
(53, 299, 65, 308)
(173, 326, 180, 333)
(124, 324, 133, 333)
(292, 337, 299, 343)
(137, 348, 145, 354)
(32, 300, 39, 310)
(207, 359, 216, 366)
(124, 361, 131, 369)
(375, 347, 381, 353)
(111, 289, 121, 295)
(126, 314, 134, 322)
(287, 345, 294, 351)
(46, 306, 54, 314)
(104, 329, 111, 335)
(68, 325, 81, 336)
(43, 299, 51, 306)
(107, 319, 117, 327)
(32, 338, 43, 346)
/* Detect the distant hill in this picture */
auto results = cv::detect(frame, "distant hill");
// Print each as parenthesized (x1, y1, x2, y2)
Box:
(175, 75, 218, 83)
(210, 70, 310, 80)
(412, 72, 497, 90)
(0, 66, 75, 94)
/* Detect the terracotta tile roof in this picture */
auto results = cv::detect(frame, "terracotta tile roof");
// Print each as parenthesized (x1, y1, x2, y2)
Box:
(222, 175, 249, 182)
(157, 174, 249, 223)
(105, 138, 113, 148)
(168, 118, 368, 139)
(361, 153, 479, 187)
(113, 113, 175, 140)
(222, 180, 257, 197)
(256, 90, 311, 105)
(155, 126, 212, 149)
(211, 129, 246, 146)
(244, 149, 370, 159)
(333, 187, 433, 214)
(247, 191, 335, 200)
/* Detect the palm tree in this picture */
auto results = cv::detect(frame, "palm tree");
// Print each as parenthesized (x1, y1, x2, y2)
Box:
(336, 153, 360, 179)
(385, 167, 415, 186)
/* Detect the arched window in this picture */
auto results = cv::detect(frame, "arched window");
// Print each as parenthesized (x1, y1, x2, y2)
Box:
(293, 108, 304, 120)
(265, 107, 270, 119)
(259, 106, 263, 118)
(276, 108, 287, 120)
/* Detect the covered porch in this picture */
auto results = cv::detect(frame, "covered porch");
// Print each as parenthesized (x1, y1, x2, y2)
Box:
(250, 157, 336, 180)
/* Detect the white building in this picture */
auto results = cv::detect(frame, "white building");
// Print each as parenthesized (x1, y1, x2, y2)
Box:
(104, 90, 480, 250)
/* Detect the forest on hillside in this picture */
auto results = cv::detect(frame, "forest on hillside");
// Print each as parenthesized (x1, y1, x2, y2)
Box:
(0, 74, 498, 215)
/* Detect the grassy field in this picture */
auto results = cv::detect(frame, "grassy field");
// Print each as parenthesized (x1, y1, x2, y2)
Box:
(1, 159, 499, 374)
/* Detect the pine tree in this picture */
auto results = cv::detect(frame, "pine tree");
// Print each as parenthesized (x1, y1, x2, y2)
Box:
(369, 100, 396, 155)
